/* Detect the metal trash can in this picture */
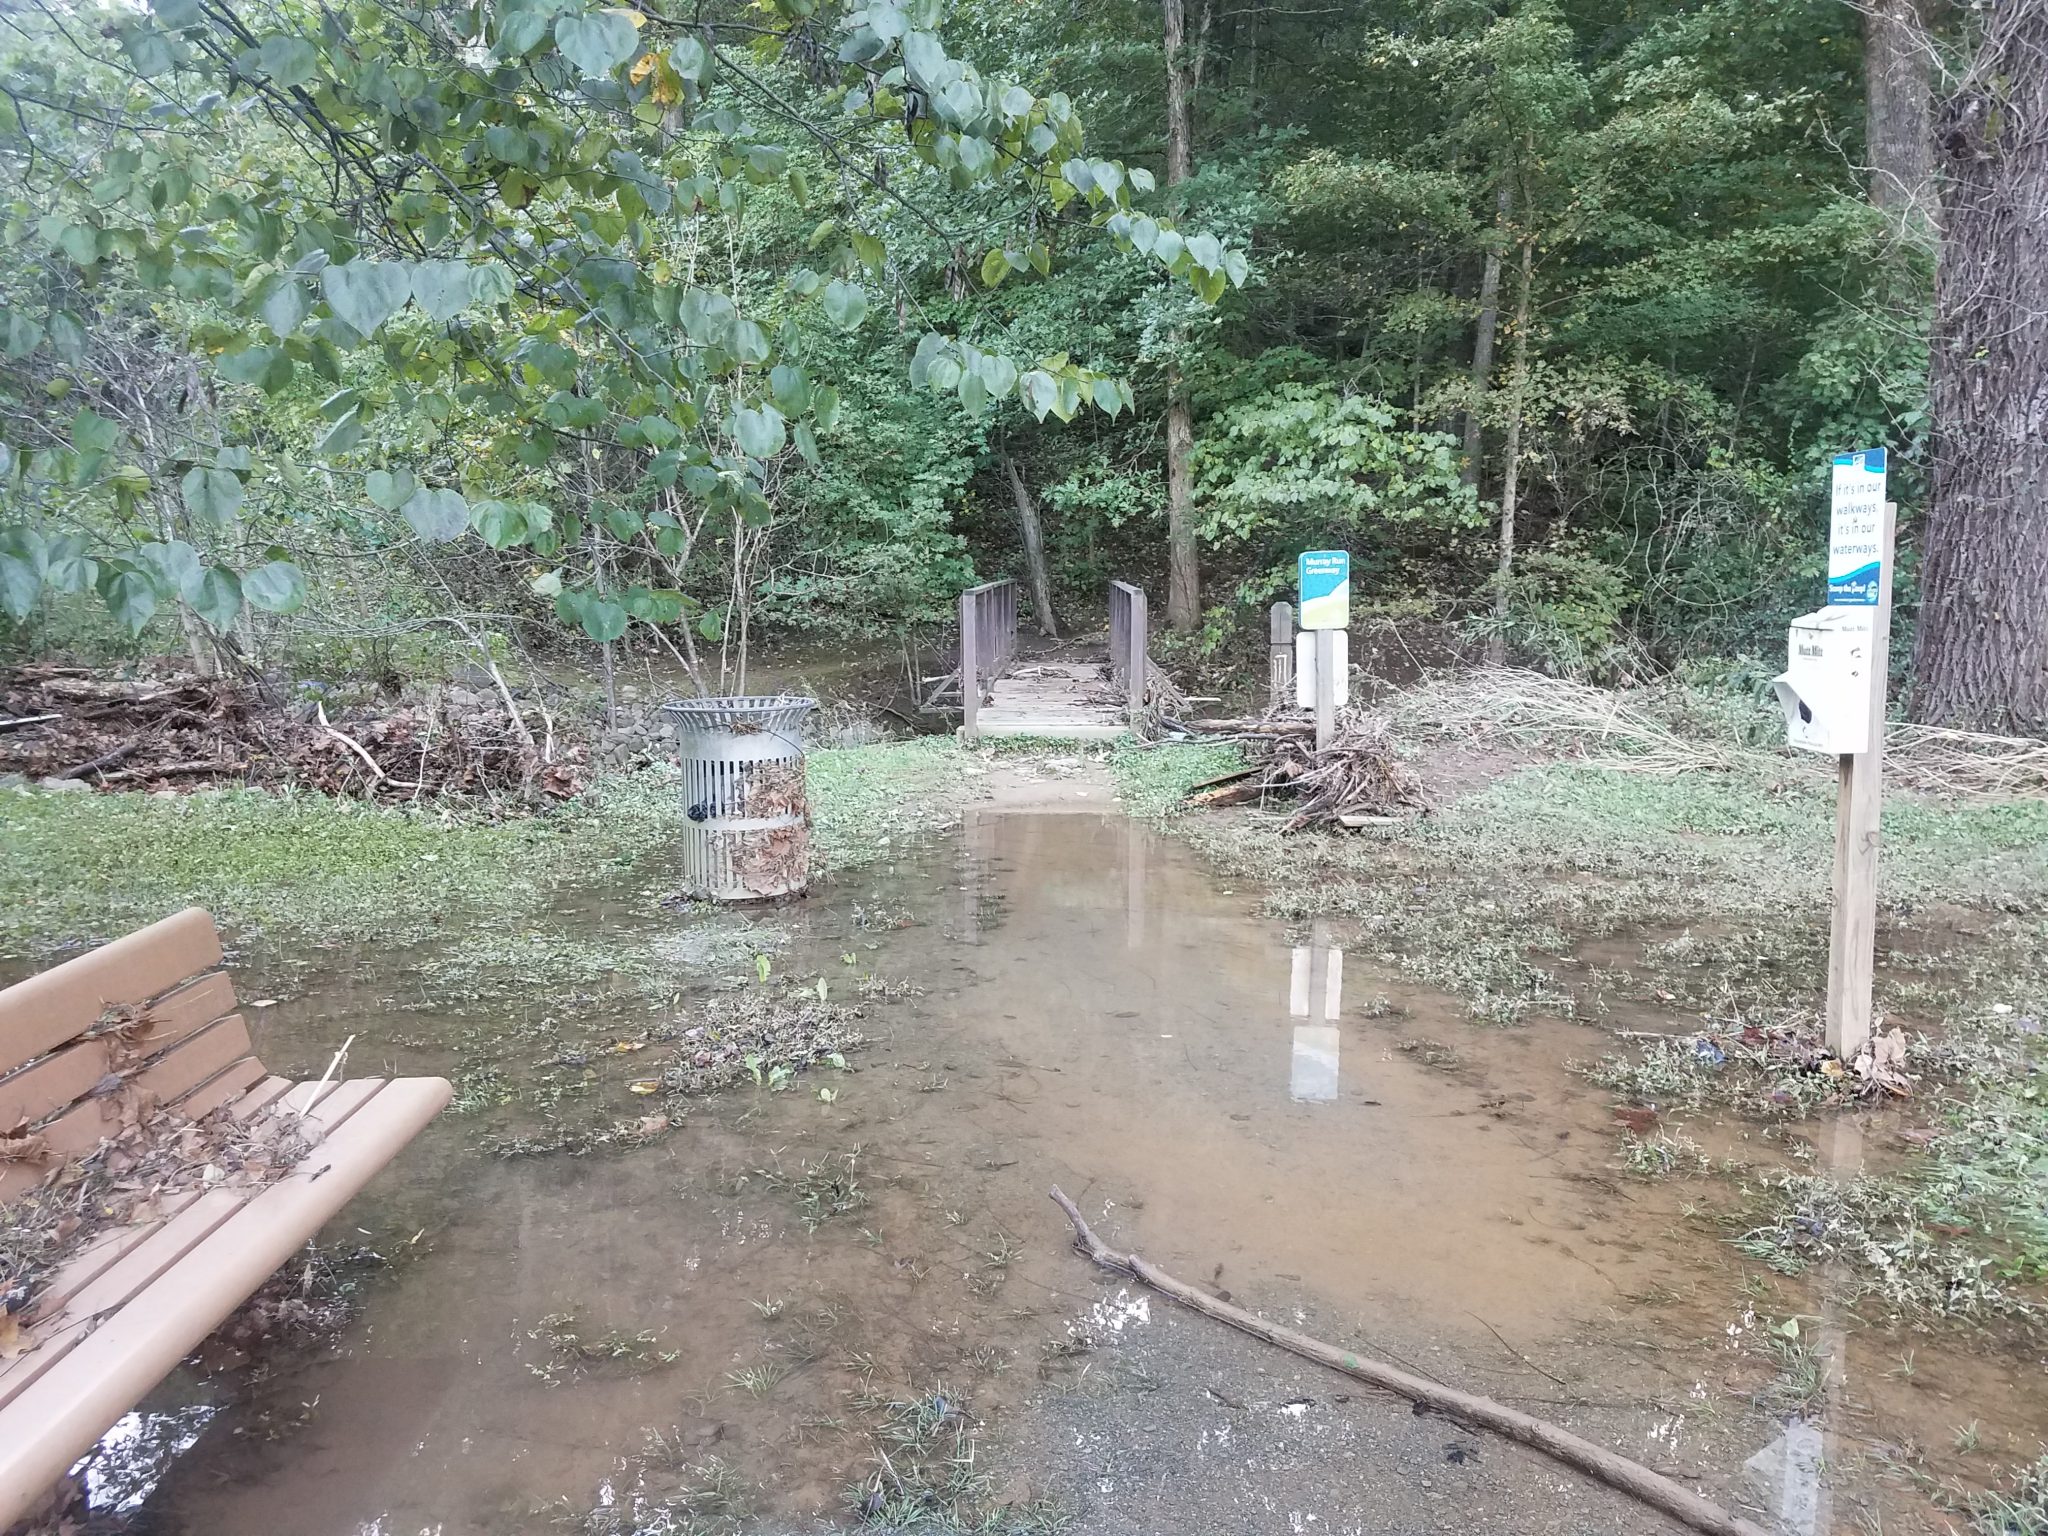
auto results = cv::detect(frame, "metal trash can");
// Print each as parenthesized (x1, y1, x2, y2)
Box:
(662, 695, 817, 901)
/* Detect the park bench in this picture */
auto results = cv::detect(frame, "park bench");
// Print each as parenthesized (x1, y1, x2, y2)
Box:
(0, 907, 450, 1527)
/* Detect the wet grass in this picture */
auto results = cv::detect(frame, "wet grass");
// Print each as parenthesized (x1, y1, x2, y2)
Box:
(0, 738, 975, 964)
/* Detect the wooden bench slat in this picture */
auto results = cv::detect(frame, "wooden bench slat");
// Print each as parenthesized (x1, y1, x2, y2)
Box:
(0, 910, 221, 1073)
(17, 1190, 205, 1323)
(0, 973, 237, 1133)
(0, 1076, 450, 1527)
(229, 1076, 295, 1119)
(171, 1057, 268, 1121)
(0, 1188, 252, 1409)
(33, 1016, 254, 1163)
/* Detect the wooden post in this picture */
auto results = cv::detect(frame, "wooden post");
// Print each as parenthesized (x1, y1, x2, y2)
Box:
(1825, 500, 1896, 1061)
(1127, 586, 1149, 732)
(959, 588, 980, 744)
(1269, 602, 1294, 710)
(1313, 629, 1337, 752)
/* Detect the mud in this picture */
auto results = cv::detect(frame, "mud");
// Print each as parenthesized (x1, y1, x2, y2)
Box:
(63, 798, 2048, 1534)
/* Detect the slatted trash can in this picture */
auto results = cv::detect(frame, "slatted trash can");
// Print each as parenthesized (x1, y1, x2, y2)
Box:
(663, 695, 817, 901)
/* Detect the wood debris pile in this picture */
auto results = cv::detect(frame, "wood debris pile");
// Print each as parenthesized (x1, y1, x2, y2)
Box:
(1178, 709, 1429, 829)
(0, 662, 584, 803)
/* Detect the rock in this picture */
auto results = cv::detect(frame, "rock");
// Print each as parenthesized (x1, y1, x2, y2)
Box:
(37, 776, 91, 793)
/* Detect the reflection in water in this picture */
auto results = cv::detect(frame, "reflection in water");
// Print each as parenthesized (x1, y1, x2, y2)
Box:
(1744, 1114, 1861, 1534)
(1288, 925, 1344, 1103)
(81, 1405, 217, 1513)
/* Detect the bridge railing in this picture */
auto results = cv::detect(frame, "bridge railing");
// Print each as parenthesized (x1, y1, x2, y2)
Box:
(959, 578, 1018, 741)
(1108, 580, 1149, 732)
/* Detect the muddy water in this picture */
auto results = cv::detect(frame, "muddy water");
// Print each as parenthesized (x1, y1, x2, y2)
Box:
(110, 809, 2048, 1534)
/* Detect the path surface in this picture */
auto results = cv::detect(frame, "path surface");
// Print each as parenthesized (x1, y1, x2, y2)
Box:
(979, 640, 1126, 740)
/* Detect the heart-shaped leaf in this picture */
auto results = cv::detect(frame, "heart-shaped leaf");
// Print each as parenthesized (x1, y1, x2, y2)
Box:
(410, 260, 475, 323)
(242, 559, 307, 613)
(188, 566, 243, 630)
(180, 465, 243, 524)
(403, 485, 469, 542)
(321, 259, 414, 336)
(821, 278, 868, 331)
(581, 597, 629, 643)
(138, 540, 203, 595)
(364, 468, 417, 510)
(258, 274, 312, 337)
(102, 568, 158, 635)
(555, 10, 640, 78)
(730, 404, 786, 459)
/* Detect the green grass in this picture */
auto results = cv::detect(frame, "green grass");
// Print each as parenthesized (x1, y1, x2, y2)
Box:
(1109, 740, 1245, 817)
(0, 737, 974, 964)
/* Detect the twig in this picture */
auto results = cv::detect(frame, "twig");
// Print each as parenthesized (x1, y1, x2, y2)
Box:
(1047, 1187, 1770, 1536)
(316, 703, 387, 784)
(297, 1034, 356, 1121)
(0, 714, 60, 731)
(1466, 1310, 1571, 1388)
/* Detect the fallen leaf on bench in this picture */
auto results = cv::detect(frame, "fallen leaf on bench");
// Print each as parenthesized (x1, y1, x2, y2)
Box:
(0, 1311, 31, 1359)
(0, 1128, 50, 1161)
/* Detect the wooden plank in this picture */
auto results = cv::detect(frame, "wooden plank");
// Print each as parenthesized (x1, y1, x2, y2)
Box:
(0, 909, 221, 1073)
(0, 973, 236, 1133)
(1826, 500, 1897, 1060)
(18, 1191, 204, 1323)
(0, 1075, 451, 1527)
(33, 1015, 253, 1161)
(228, 1076, 296, 1119)
(171, 1057, 268, 1121)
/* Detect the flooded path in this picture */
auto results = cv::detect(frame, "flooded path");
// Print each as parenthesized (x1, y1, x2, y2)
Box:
(104, 799, 2048, 1534)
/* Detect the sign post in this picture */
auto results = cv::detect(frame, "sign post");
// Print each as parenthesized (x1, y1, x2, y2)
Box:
(1822, 450, 1893, 1061)
(1298, 551, 1349, 752)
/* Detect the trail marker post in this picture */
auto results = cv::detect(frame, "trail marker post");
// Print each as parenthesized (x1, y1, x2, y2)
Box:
(1771, 450, 1894, 1061)
(1298, 551, 1350, 752)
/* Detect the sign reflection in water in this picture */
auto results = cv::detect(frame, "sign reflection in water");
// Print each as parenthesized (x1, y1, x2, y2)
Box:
(1288, 926, 1343, 1102)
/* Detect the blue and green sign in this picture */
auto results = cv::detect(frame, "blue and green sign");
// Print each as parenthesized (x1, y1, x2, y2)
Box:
(1298, 550, 1350, 630)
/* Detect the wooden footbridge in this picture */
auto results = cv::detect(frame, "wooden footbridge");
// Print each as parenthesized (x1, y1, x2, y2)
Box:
(925, 579, 1156, 742)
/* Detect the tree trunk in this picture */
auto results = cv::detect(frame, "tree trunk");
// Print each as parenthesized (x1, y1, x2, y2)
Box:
(1865, 0, 1938, 241)
(1162, 0, 1201, 633)
(1910, 0, 2048, 731)
(1001, 453, 1060, 638)
(1486, 237, 1536, 665)
(1462, 182, 1513, 488)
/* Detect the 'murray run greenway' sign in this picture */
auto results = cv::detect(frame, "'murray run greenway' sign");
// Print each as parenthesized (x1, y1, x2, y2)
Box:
(1298, 550, 1350, 631)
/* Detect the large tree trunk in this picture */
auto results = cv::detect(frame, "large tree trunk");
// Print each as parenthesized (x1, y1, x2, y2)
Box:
(1910, 0, 2048, 731)
(1485, 238, 1535, 666)
(1865, 0, 1938, 240)
(1461, 182, 1512, 488)
(1001, 454, 1060, 638)
(1162, 0, 1201, 633)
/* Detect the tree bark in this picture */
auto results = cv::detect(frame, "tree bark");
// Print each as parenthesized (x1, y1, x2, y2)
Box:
(1865, 0, 1938, 241)
(1462, 182, 1513, 489)
(1910, 0, 2048, 731)
(1162, 0, 1201, 633)
(1486, 237, 1536, 665)
(1001, 454, 1060, 638)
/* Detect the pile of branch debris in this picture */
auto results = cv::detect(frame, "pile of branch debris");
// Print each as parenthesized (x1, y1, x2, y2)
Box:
(1175, 708, 1429, 830)
(0, 663, 585, 804)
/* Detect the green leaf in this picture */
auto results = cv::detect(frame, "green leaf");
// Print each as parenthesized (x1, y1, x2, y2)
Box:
(472, 262, 517, 306)
(669, 35, 709, 80)
(495, 6, 551, 57)
(410, 261, 475, 323)
(242, 560, 307, 613)
(812, 384, 841, 430)
(403, 486, 468, 542)
(731, 404, 786, 459)
(71, 409, 119, 453)
(471, 499, 529, 549)
(850, 231, 886, 273)
(180, 465, 243, 524)
(555, 10, 640, 78)
(103, 569, 157, 635)
(979, 354, 1018, 399)
(581, 597, 629, 643)
(2, 312, 44, 359)
(316, 406, 364, 457)
(42, 536, 96, 595)
(188, 566, 243, 630)
(365, 468, 416, 510)
(819, 280, 868, 331)
(218, 345, 282, 387)
(258, 275, 312, 336)
(138, 540, 202, 594)
(322, 259, 414, 336)
(0, 554, 38, 620)
(257, 34, 317, 87)
(979, 248, 1010, 288)
(1019, 369, 1057, 421)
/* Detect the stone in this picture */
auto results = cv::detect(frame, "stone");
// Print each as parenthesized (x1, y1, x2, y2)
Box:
(37, 776, 91, 793)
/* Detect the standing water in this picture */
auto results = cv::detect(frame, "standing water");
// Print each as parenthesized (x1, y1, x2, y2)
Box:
(95, 804, 2048, 1534)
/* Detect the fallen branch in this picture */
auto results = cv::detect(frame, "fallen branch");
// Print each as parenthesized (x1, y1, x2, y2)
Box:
(1048, 1187, 1769, 1536)
(317, 703, 388, 784)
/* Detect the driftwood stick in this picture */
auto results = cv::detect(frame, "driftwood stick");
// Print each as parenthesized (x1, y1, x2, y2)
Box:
(1048, 1187, 1769, 1536)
